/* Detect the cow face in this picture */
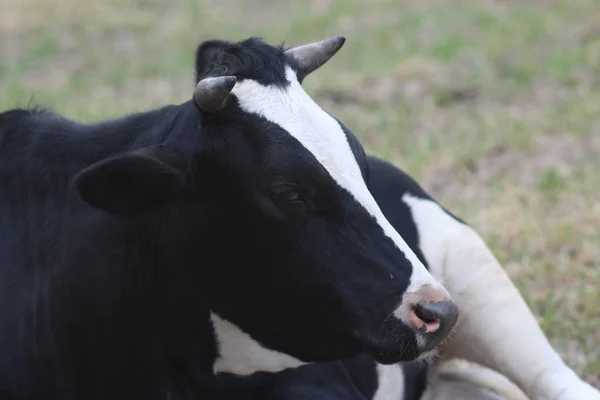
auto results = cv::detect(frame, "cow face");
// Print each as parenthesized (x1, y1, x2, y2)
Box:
(72, 37, 458, 374)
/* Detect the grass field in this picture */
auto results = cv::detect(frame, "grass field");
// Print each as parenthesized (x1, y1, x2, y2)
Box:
(1, 0, 599, 388)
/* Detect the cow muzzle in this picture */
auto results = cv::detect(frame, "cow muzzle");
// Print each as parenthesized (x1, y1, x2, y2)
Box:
(397, 285, 459, 352)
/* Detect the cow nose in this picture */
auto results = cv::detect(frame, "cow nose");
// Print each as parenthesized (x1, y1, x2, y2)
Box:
(403, 286, 459, 350)
(412, 300, 458, 335)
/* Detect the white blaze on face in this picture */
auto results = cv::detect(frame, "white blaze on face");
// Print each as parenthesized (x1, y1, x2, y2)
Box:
(232, 66, 444, 295)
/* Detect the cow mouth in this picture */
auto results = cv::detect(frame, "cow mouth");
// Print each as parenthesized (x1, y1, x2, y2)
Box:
(367, 345, 423, 365)
(353, 323, 444, 365)
(354, 332, 425, 364)
(370, 346, 437, 365)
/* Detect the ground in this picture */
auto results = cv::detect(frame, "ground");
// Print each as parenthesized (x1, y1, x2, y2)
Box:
(1, 0, 598, 388)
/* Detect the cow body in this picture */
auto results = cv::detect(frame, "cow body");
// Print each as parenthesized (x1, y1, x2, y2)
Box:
(0, 106, 218, 399)
(0, 37, 458, 399)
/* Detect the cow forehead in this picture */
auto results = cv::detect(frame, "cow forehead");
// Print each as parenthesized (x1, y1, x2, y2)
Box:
(233, 67, 365, 202)
(231, 67, 436, 293)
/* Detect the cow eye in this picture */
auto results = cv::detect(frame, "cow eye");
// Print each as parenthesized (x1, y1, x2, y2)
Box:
(281, 191, 301, 202)
(271, 185, 302, 203)
(270, 184, 310, 216)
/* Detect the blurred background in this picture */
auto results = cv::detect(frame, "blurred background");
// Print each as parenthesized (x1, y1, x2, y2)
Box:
(1, 0, 598, 387)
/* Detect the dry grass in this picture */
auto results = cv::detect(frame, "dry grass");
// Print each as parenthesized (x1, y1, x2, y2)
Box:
(1, 0, 598, 388)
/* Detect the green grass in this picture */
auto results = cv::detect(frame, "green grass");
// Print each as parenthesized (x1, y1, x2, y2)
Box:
(1, 0, 599, 387)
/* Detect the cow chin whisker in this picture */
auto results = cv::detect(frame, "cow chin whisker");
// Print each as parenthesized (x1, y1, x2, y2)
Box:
(413, 347, 439, 366)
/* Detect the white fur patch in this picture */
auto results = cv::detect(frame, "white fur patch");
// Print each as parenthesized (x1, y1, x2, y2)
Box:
(373, 364, 406, 400)
(232, 67, 443, 298)
(401, 193, 468, 272)
(210, 312, 306, 375)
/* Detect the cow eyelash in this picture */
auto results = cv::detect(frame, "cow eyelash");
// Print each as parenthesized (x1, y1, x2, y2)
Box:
(270, 183, 304, 202)
(270, 182, 317, 217)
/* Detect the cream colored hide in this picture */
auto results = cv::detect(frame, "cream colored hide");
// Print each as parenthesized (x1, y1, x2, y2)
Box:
(422, 360, 527, 400)
(422, 364, 507, 400)
(423, 380, 505, 400)
(403, 194, 600, 400)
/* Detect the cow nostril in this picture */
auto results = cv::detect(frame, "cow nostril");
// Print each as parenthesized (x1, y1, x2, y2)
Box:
(413, 301, 440, 324)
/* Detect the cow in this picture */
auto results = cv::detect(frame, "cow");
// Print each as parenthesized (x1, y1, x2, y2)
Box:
(207, 153, 600, 399)
(0, 36, 461, 400)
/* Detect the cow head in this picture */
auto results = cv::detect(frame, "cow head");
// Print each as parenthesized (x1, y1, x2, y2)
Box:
(72, 37, 458, 374)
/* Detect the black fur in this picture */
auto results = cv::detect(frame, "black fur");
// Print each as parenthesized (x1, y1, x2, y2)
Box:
(0, 38, 439, 399)
(195, 37, 291, 86)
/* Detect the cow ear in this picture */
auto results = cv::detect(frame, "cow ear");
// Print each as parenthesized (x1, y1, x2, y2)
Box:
(73, 147, 187, 218)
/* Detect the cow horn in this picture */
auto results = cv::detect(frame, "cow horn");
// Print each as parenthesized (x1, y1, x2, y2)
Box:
(284, 36, 346, 78)
(194, 76, 237, 113)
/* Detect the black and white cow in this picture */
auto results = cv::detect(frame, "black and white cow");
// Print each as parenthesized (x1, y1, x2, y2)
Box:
(187, 40, 600, 400)
(0, 37, 460, 399)
(208, 156, 600, 400)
